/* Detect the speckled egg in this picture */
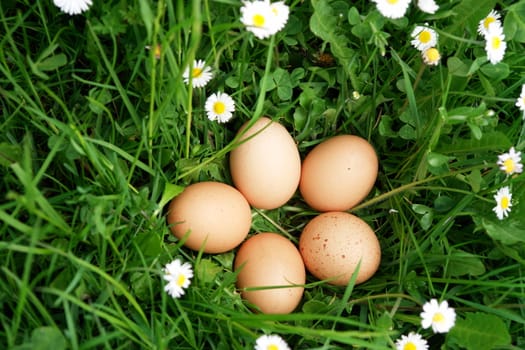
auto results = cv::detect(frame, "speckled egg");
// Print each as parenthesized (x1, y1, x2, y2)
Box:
(229, 117, 301, 210)
(167, 181, 251, 254)
(234, 232, 306, 314)
(299, 212, 381, 285)
(299, 135, 378, 212)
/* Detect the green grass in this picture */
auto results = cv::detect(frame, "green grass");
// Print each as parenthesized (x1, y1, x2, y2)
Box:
(2, 0, 525, 349)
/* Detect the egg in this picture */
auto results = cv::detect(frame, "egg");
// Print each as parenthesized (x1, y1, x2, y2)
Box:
(299, 212, 381, 286)
(234, 232, 305, 314)
(167, 181, 251, 254)
(299, 135, 378, 212)
(229, 117, 301, 210)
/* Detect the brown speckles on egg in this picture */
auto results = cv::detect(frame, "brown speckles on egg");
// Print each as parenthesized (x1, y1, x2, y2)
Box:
(299, 212, 381, 286)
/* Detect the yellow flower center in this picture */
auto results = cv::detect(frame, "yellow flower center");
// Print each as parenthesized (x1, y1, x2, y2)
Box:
(387, 0, 399, 3)
(404, 343, 417, 350)
(176, 274, 186, 287)
(503, 159, 515, 174)
(192, 67, 203, 78)
(153, 45, 161, 58)
(492, 36, 501, 49)
(267, 345, 279, 350)
(425, 48, 440, 62)
(253, 14, 265, 27)
(419, 30, 432, 43)
(501, 196, 510, 209)
(433, 312, 445, 323)
(213, 101, 226, 114)
(484, 17, 496, 30)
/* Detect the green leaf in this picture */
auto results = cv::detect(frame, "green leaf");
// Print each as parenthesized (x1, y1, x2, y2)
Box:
(347, 7, 361, 25)
(273, 68, 293, 100)
(427, 152, 453, 168)
(38, 53, 67, 71)
(378, 115, 397, 137)
(195, 258, 222, 284)
(480, 63, 510, 80)
(412, 204, 431, 215)
(290, 68, 305, 85)
(0, 142, 22, 167)
(444, 0, 497, 40)
(30, 327, 67, 350)
(412, 204, 433, 230)
(398, 124, 416, 140)
(504, 2, 525, 42)
(434, 196, 455, 213)
(465, 170, 483, 193)
(375, 312, 393, 331)
(351, 22, 372, 39)
(446, 249, 486, 277)
(448, 312, 511, 350)
(447, 57, 471, 77)
(157, 183, 185, 213)
(468, 122, 483, 140)
(302, 299, 335, 314)
(133, 231, 162, 257)
(478, 72, 496, 97)
(130, 271, 151, 301)
(88, 88, 112, 115)
(138, 0, 154, 41)
(436, 131, 511, 154)
(310, 0, 356, 74)
(445, 104, 487, 124)
(482, 218, 525, 245)
(392, 51, 419, 137)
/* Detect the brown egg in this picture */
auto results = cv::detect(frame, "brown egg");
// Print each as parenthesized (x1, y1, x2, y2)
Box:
(299, 212, 380, 285)
(167, 181, 251, 254)
(234, 232, 305, 314)
(299, 135, 378, 212)
(229, 117, 301, 210)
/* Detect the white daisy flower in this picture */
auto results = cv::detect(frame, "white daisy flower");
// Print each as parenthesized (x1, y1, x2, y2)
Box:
(493, 186, 512, 220)
(478, 10, 502, 37)
(205, 92, 235, 123)
(269, 1, 290, 33)
(411, 26, 439, 52)
(417, 0, 439, 14)
(163, 259, 193, 299)
(395, 332, 429, 350)
(421, 47, 441, 66)
(182, 59, 213, 88)
(372, 0, 411, 19)
(497, 147, 523, 175)
(516, 84, 525, 118)
(484, 25, 506, 64)
(254, 334, 290, 350)
(53, 0, 92, 15)
(420, 299, 456, 333)
(240, 1, 278, 39)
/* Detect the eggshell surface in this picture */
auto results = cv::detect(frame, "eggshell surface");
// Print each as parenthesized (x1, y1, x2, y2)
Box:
(299, 212, 381, 285)
(234, 232, 305, 314)
(229, 117, 301, 209)
(299, 135, 378, 212)
(167, 181, 251, 254)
